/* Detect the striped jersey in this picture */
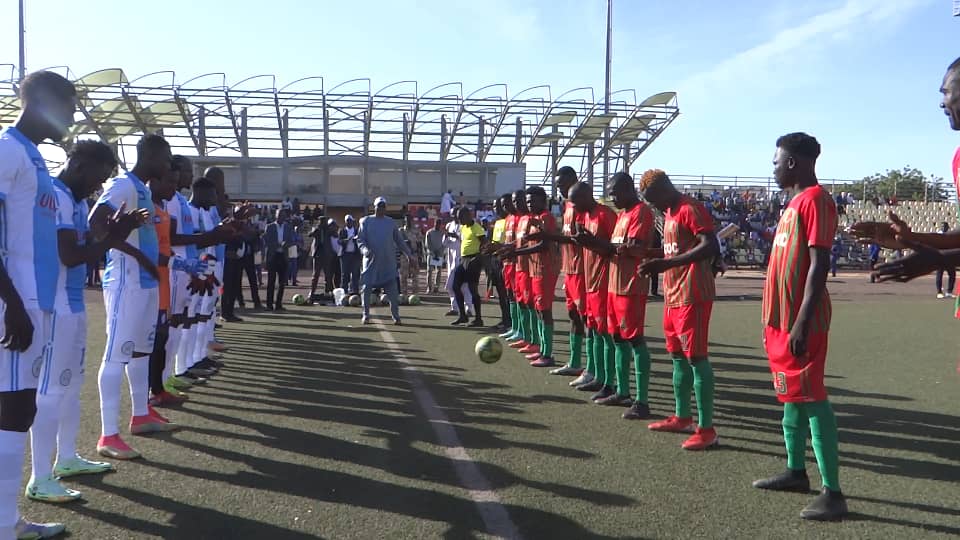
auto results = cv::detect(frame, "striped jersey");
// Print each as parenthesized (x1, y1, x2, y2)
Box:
(953, 147, 960, 316)
(582, 204, 617, 293)
(527, 210, 559, 279)
(0, 128, 60, 313)
(762, 185, 837, 333)
(164, 191, 197, 261)
(663, 196, 715, 307)
(610, 202, 654, 296)
(514, 214, 531, 274)
(53, 180, 88, 314)
(503, 214, 517, 267)
(97, 172, 159, 290)
(561, 201, 584, 275)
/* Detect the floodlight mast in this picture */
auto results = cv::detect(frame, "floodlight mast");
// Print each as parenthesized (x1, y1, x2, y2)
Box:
(18, 0, 26, 82)
(602, 0, 613, 188)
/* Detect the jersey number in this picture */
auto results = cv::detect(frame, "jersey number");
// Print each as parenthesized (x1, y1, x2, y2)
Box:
(773, 372, 788, 394)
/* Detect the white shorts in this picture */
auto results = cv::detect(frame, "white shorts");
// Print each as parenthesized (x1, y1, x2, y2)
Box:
(103, 287, 159, 362)
(39, 311, 85, 395)
(0, 309, 53, 392)
(169, 268, 192, 316)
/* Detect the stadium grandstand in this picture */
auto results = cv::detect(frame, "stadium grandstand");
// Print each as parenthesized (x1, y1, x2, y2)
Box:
(0, 64, 679, 221)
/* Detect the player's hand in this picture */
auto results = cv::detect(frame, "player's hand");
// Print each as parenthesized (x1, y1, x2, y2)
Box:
(1, 297, 33, 352)
(526, 231, 543, 242)
(788, 323, 809, 359)
(872, 238, 945, 283)
(232, 203, 257, 221)
(849, 216, 910, 250)
(187, 277, 206, 295)
(639, 258, 672, 275)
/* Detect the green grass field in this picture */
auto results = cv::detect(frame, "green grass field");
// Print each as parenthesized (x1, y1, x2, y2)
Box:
(18, 272, 960, 539)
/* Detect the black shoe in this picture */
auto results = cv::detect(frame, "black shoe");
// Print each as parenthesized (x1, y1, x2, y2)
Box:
(214, 323, 223, 329)
(254, 304, 265, 311)
(493, 321, 509, 331)
(590, 385, 614, 402)
(468, 319, 484, 327)
(622, 401, 651, 420)
(450, 317, 468, 326)
(188, 366, 216, 378)
(207, 358, 225, 369)
(595, 393, 633, 407)
(576, 379, 604, 392)
(266, 305, 274, 311)
(752, 470, 811, 492)
(274, 305, 286, 312)
(800, 487, 848, 521)
(445, 310, 459, 316)
(393, 318, 402, 326)
(195, 358, 219, 371)
(222, 315, 243, 323)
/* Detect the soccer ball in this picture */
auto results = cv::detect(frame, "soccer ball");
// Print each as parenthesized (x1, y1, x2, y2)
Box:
(379, 293, 389, 305)
(475, 336, 502, 364)
(408, 294, 421, 305)
(348, 294, 361, 307)
(291, 293, 307, 305)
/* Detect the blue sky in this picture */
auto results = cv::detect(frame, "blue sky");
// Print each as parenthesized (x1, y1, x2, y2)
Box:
(2, 0, 959, 183)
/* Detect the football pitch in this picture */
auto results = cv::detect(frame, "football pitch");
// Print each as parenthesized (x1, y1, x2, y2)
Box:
(20, 272, 960, 539)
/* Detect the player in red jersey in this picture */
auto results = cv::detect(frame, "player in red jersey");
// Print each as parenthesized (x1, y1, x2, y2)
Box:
(502, 190, 540, 353)
(753, 133, 847, 521)
(594, 173, 656, 416)
(568, 182, 619, 402)
(512, 187, 560, 367)
(524, 167, 587, 376)
(862, 59, 960, 289)
(494, 194, 521, 340)
(639, 169, 719, 451)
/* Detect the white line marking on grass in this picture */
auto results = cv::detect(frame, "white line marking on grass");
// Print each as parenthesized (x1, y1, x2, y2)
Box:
(376, 323, 523, 540)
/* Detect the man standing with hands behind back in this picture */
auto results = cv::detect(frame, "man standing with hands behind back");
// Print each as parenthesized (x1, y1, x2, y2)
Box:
(264, 209, 294, 311)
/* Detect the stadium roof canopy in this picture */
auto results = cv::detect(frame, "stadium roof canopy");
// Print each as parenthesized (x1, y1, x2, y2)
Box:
(0, 65, 679, 188)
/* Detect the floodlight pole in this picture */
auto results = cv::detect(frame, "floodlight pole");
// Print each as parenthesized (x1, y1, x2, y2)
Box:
(18, 0, 26, 82)
(602, 0, 612, 185)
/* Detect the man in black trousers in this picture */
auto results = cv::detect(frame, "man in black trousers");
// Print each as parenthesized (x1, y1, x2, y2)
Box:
(264, 209, 295, 311)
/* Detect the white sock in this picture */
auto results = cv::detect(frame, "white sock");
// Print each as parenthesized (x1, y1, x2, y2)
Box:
(98, 361, 124, 437)
(191, 318, 207, 366)
(125, 360, 149, 418)
(56, 383, 82, 463)
(29, 393, 61, 481)
(0, 430, 28, 536)
(177, 325, 195, 374)
(164, 329, 180, 382)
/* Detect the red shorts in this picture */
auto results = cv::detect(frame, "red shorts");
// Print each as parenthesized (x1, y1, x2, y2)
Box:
(585, 290, 609, 334)
(503, 263, 515, 292)
(607, 293, 647, 341)
(663, 301, 712, 359)
(532, 274, 558, 312)
(514, 270, 531, 305)
(763, 326, 829, 403)
(564, 274, 586, 314)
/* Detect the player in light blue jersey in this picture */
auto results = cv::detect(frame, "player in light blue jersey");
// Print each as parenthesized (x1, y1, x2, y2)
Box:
(27, 141, 147, 503)
(0, 70, 75, 540)
(89, 135, 171, 461)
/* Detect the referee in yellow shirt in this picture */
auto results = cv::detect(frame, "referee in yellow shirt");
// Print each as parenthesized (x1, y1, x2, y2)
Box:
(451, 206, 487, 327)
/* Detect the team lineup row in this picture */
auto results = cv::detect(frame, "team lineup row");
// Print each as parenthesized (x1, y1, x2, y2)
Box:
(481, 138, 846, 522)
(0, 71, 247, 540)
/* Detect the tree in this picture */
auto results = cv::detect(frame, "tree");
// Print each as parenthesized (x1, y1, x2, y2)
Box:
(834, 167, 949, 202)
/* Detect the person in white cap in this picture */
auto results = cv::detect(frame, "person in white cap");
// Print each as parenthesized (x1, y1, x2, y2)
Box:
(358, 197, 414, 324)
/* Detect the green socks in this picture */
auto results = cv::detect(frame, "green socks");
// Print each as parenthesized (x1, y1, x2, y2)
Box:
(518, 306, 530, 342)
(782, 402, 810, 471)
(613, 341, 632, 397)
(632, 342, 652, 404)
(602, 334, 616, 388)
(671, 356, 693, 418)
(539, 322, 554, 358)
(691, 360, 714, 428)
(527, 308, 540, 346)
(782, 401, 841, 491)
(807, 400, 841, 491)
(593, 333, 607, 384)
(509, 302, 520, 335)
(568, 332, 584, 369)
(584, 333, 595, 375)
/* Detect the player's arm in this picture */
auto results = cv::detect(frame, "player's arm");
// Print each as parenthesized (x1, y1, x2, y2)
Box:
(171, 227, 231, 249)
(791, 246, 830, 357)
